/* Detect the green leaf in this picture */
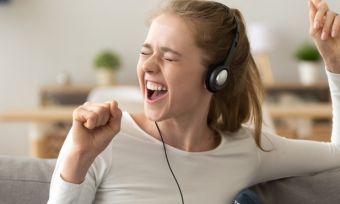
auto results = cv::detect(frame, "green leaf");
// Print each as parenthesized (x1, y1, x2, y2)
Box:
(294, 42, 321, 62)
(93, 50, 121, 70)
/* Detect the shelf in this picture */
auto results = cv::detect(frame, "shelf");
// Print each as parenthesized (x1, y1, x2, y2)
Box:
(0, 106, 75, 123)
(264, 81, 328, 90)
(268, 103, 332, 119)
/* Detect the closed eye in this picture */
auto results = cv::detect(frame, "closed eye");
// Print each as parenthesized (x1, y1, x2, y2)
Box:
(164, 58, 175, 62)
(140, 45, 152, 56)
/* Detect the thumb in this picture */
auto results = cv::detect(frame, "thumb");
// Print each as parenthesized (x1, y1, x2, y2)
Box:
(108, 101, 122, 133)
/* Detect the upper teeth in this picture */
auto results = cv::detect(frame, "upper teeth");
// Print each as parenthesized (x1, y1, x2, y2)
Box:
(146, 81, 167, 91)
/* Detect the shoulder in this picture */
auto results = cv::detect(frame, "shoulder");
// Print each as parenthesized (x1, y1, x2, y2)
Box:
(119, 111, 145, 136)
(107, 111, 153, 147)
(218, 126, 282, 150)
(220, 126, 255, 142)
(216, 126, 258, 154)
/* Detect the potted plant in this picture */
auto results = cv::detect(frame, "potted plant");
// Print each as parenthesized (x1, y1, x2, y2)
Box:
(93, 49, 121, 86)
(294, 42, 322, 85)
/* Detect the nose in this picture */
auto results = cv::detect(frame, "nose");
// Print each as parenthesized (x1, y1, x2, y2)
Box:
(141, 54, 161, 74)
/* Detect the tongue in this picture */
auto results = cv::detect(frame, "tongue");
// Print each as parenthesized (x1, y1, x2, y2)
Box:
(150, 90, 166, 100)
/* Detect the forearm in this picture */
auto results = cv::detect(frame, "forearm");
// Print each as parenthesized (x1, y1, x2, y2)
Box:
(327, 70, 340, 145)
(61, 150, 96, 184)
(48, 130, 110, 204)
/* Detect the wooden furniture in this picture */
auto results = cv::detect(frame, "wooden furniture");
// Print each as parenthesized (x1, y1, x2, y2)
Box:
(265, 81, 330, 102)
(36, 84, 94, 158)
(265, 81, 332, 141)
(0, 84, 94, 158)
(0, 81, 333, 156)
(0, 106, 75, 122)
(268, 103, 331, 119)
(0, 84, 144, 158)
(40, 84, 94, 106)
(0, 106, 76, 158)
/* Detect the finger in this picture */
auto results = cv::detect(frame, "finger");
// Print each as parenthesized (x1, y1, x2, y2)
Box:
(108, 101, 122, 133)
(314, 1, 329, 29)
(310, 0, 320, 5)
(332, 15, 340, 37)
(82, 101, 109, 108)
(73, 107, 99, 130)
(309, 0, 318, 36)
(309, 0, 317, 25)
(82, 104, 110, 127)
(321, 11, 337, 40)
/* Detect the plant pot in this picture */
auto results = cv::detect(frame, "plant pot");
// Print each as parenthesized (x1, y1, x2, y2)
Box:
(297, 61, 321, 85)
(96, 69, 117, 86)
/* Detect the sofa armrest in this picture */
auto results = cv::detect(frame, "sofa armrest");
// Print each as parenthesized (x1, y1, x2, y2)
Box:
(0, 156, 56, 204)
(252, 168, 340, 204)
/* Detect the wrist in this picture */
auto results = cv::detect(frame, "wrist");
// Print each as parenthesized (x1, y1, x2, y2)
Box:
(61, 150, 95, 184)
(324, 57, 340, 73)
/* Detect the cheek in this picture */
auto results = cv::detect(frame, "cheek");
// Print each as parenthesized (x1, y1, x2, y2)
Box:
(136, 58, 142, 73)
(178, 67, 206, 87)
(136, 59, 146, 95)
(168, 70, 205, 98)
(136, 59, 144, 81)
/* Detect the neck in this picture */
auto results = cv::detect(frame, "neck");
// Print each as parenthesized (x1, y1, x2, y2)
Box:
(152, 111, 219, 152)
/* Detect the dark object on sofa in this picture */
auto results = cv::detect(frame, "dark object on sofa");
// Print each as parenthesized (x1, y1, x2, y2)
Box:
(234, 189, 262, 204)
(1, 155, 340, 204)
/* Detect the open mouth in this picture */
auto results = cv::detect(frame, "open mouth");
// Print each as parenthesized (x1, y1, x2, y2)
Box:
(146, 80, 168, 101)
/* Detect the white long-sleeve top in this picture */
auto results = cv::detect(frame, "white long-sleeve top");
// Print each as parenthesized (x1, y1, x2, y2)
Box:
(48, 71, 340, 204)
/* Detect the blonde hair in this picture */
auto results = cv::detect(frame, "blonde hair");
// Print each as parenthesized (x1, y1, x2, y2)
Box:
(151, 0, 265, 149)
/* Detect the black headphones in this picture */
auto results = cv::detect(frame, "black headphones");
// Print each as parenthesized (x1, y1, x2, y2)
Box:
(205, 12, 240, 93)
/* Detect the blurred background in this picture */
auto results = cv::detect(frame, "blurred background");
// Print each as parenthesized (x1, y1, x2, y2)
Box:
(0, 0, 339, 157)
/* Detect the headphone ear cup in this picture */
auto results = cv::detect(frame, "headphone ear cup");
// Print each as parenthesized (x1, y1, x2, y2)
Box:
(205, 65, 229, 93)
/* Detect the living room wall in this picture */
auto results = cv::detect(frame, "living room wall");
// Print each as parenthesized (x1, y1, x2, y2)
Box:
(0, 0, 339, 156)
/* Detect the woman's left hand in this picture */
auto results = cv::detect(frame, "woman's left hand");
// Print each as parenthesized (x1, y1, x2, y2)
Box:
(309, 0, 340, 73)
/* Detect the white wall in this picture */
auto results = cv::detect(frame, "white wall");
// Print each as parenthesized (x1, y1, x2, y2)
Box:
(0, 0, 339, 156)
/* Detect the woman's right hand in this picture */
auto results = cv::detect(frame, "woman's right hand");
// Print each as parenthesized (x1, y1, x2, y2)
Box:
(61, 101, 122, 184)
(71, 101, 122, 156)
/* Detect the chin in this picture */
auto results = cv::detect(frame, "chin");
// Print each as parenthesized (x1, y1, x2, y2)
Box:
(143, 104, 168, 122)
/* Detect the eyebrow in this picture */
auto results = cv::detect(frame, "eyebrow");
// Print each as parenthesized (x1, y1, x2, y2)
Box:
(142, 43, 183, 57)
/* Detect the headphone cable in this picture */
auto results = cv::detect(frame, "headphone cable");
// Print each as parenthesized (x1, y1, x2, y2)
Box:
(155, 121, 184, 204)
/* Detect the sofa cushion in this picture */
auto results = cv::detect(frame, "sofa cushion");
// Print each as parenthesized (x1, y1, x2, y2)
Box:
(1, 155, 340, 204)
(252, 168, 340, 204)
(0, 156, 56, 204)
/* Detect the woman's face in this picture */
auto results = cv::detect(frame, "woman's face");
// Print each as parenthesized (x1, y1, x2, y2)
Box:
(137, 13, 212, 121)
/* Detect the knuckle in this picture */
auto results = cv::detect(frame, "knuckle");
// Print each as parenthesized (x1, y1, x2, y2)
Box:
(90, 111, 99, 120)
(104, 103, 111, 109)
(319, 2, 328, 10)
(72, 107, 82, 117)
(336, 16, 340, 23)
(327, 10, 333, 16)
(97, 107, 106, 116)
(83, 101, 90, 106)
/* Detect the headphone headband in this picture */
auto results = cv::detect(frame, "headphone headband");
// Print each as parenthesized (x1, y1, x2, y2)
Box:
(205, 11, 240, 93)
(222, 19, 240, 69)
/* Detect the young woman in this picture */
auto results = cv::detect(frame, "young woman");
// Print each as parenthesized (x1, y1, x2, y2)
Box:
(48, 0, 340, 203)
